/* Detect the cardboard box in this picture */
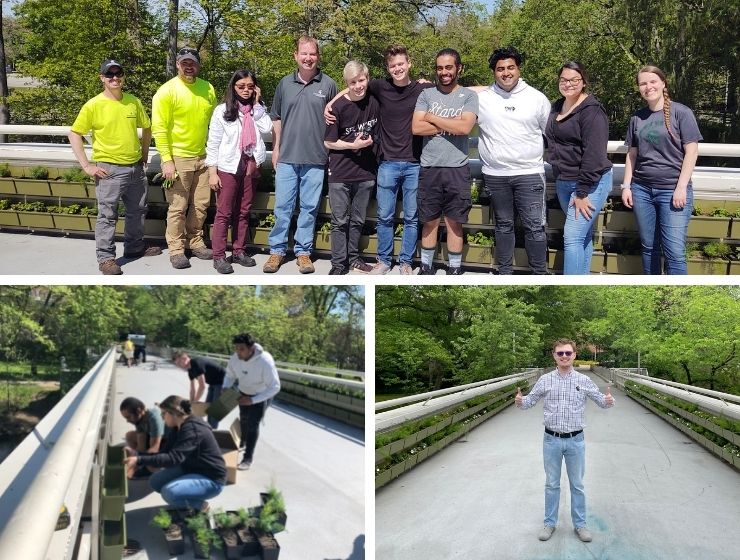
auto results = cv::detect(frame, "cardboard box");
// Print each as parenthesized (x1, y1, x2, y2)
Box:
(213, 418, 241, 485)
(207, 387, 241, 421)
(191, 401, 209, 418)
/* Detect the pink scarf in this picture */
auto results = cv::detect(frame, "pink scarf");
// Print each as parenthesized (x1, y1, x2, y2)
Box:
(239, 103, 257, 153)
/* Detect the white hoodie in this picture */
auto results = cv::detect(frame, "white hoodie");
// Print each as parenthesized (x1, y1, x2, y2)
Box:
(223, 343, 280, 404)
(477, 79, 550, 176)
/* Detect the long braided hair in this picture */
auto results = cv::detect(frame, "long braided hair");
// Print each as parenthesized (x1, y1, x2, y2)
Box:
(637, 65, 676, 140)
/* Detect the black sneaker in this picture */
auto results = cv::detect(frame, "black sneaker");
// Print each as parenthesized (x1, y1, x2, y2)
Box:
(446, 266, 463, 275)
(418, 264, 435, 275)
(231, 253, 256, 267)
(329, 266, 347, 275)
(123, 245, 162, 258)
(214, 258, 234, 274)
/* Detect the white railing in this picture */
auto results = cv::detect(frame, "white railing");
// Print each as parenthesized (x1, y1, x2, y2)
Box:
(375, 369, 542, 433)
(0, 348, 117, 560)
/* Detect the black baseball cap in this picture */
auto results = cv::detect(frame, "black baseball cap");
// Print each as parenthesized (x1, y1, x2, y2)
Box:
(100, 59, 124, 74)
(176, 47, 200, 64)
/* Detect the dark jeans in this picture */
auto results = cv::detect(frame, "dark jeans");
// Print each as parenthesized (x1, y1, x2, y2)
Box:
(483, 173, 547, 274)
(212, 154, 259, 260)
(328, 180, 374, 269)
(239, 399, 266, 462)
(206, 384, 222, 429)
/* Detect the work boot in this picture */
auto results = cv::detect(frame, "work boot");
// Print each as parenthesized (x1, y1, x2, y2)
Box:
(263, 254, 284, 273)
(296, 254, 315, 274)
(190, 246, 213, 260)
(99, 259, 122, 275)
(170, 254, 191, 269)
(213, 258, 234, 274)
(231, 253, 256, 267)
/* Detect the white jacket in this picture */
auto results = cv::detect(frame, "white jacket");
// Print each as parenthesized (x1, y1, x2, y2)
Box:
(205, 102, 273, 173)
(222, 343, 280, 404)
(477, 79, 550, 176)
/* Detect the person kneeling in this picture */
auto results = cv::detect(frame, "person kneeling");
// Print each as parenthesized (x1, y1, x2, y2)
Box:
(124, 395, 226, 513)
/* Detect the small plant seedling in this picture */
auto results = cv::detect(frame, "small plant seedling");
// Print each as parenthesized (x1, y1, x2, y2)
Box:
(29, 166, 49, 180)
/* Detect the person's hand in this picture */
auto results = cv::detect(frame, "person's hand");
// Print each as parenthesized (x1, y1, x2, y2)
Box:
(515, 386, 523, 407)
(253, 86, 262, 106)
(324, 102, 337, 126)
(83, 163, 108, 179)
(417, 78, 432, 84)
(621, 187, 633, 209)
(238, 395, 253, 406)
(605, 385, 615, 406)
(572, 195, 595, 221)
(672, 185, 688, 209)
(351, 134, 373, 150)
(208, 172, 221, 191)
(162, 160, 177, 181)
(123, 447, 138, 469)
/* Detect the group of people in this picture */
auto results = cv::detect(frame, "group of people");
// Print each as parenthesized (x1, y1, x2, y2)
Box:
(70, 38, 701, 275)
(119, 333, 280, 512)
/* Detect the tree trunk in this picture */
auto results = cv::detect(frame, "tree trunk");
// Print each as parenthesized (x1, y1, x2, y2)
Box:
(167, 0, 179, 78)
(0, 2, 11, 143)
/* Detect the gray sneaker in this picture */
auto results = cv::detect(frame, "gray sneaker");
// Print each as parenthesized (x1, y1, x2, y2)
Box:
(538, 526, 555, 541)
(170, 253, 191, 269)
(237, 458, 252, 471)
(574, 527, 592, 542)
(372, 261, 391, 275)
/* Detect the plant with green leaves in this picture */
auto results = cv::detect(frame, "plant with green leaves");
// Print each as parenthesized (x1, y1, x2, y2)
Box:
(151, 508, 173, 530)
(0, 199, 10, 210)
(258, 213, 276, 228)
(709, 207, 731, 217)
(394, 224, 404, 238)
(212, 508, 241, 529)
(11, 201, 46, 212)
(0, 163, 11, 178)
(255, 506, 284, 535)
(702, 242, 732, 260)
(80, 206, 97, 216)
(29, 166, 49, 180)
(263, 485, 285, 515)
(318, 221, 331, 234)
(61, 167, 92, 183)
(466, 231, 494, 246)
(185, 512, 221, 552)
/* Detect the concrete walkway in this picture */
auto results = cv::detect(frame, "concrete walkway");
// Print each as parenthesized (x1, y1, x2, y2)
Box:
(0, 231, 490, 275)
(113, 355, 364, 560)
(375, 373, 740, 560)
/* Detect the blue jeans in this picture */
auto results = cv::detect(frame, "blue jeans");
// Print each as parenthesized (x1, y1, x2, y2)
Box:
(150, 465, 224, 510)
(630, 182, 693, 275)
(483, 173, 547, 274)
(206, 384, 222, 429)
(543, 431, 586, 528)
(269, 162, 325, 256)
(556, 169, 612, 275)
(376, 161, 420, 266)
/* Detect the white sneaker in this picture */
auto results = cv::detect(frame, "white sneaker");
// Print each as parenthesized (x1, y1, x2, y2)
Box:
(399, 263, 413, 275)
(372, 261, 391, 274)
(237, 459, 252, 471)
(574, 527, 592, 542)
(538, 526, 555, 541)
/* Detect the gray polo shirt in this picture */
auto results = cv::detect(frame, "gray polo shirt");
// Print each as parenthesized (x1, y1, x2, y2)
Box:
(270, 70, 337, 166)
(415, 85, 478, 168)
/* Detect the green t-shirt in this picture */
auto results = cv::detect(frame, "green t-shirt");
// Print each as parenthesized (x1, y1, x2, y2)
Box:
(70, 92, 150, 165)
(151, 76, 217, 162)
(135, 407, 165, 439)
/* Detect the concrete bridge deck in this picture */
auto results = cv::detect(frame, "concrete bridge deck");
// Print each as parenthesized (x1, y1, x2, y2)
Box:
(114, 355, 364, 560)
(375, 373, 740, 560)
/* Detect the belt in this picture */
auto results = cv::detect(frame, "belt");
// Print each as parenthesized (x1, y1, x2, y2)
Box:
(545, 428, 583, 438)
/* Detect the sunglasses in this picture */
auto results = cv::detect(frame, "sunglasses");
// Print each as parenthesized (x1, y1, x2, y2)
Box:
(555, 351, 574, 357)
(104, 71, 124, 78)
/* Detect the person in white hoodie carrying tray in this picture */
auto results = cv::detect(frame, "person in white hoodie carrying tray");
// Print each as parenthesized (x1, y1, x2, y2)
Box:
(206, 69, 273, 274)
(472, 46, 550, 275)
(222, 332, 281, 470)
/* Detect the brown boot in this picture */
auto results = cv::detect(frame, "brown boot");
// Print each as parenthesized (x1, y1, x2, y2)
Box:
(263, 254, 284, 273)
(99, 259, 122, 275)
(296, 254, 315, 274)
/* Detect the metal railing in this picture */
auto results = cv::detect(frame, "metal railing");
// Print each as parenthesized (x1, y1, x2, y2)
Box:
(186, 349, 365, 428)
(1, 125, 738, 202)
(596, 366, 740, 469)
(0, 348, 118, 560)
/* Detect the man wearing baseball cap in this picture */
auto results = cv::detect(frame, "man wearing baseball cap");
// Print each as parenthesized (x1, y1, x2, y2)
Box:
(69, 59, 161, 275)
(152, 47, 218, 269)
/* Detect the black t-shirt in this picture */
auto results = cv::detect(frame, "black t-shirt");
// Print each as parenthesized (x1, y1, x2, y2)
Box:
(325, 94, 380, 182)
(368, 78, 435, 162)
(187, 356, 226, 386)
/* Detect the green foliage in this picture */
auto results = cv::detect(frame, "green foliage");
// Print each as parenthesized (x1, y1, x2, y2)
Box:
(11, 201, 45, 212)
(258, 213, 276, 228)
(79, 206, 97, 216)
(263, 485, 285, 514)
(702, 242, 732, 259)
(61, 167, 92, 183)
(709, 207, 731, 217)
(212, 508, 241, 529)
(0, 164, 11, 178)
(394, 224, 404, 238)
(255, 506, 284, 534)
(466, 231, 493, 246)
(318, 221, 331, 234)
(0, 199, 10, 210)
(151, 508, 173, 530)
(28, 166, 49, 180)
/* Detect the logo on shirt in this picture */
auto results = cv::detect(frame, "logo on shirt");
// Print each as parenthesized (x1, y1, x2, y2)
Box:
(314, 89, 327, 98)
(505, 106, 516, 112)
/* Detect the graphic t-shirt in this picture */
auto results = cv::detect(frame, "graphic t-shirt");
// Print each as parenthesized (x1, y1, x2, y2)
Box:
(625, 101, 702, 189)
(414, 86, 478, 168)
(324, 95, 380, 182)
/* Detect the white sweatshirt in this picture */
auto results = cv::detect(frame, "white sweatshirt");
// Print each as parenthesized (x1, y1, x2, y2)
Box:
(222, 343, 281, 404)
(205, 103, 273, 173)
(476, 79, 550, 176)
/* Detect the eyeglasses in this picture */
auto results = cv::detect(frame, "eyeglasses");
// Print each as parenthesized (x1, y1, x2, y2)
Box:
(558, 78, 582, 86)
(234, 84, 256, 90)
(555, 351, 574, 357)
(104, 71, 124, 79)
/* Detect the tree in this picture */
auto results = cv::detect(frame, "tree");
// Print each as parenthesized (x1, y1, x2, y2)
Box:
(0, 1, 10, 142)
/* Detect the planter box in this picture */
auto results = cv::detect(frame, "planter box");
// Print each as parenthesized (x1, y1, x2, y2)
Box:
(604, 253, 643, 274)
(463, 243, 492, 265)
(0, 177, 15, 194)
(14, 178, 52, 196)
(17, 211, 54, 228)
(730, 260, 740, 276)
(102, 465, 128, 520)
(467, 204, 490, 225)
(237, 523, 261, 557)
(314, 231, 331, 250)
(251, 226, 271, 246)
(547, 209, 565, 230)
(254, 191, 276, 210)
(603, 210, 637, 232)
(51, 213, 92, 232)
(359, 234, 378, 256)
(101, 517, 126, 560)
(0, 210, 21, 226)
(162, 523, 185, 556)
(688, 215, 731, 239)
(547, 249, 564, 272)
(257, 532, 280, 560)
(144, 218, 166, 237)
(146, 185, 166, 203)
(687, 257, 729, 275)
(318, 196, 331, 215)
(729, 218, 739, 241)
(189, 532, 212, 559)
(50, 181, 93, 199)
(217, 527, 242, 560)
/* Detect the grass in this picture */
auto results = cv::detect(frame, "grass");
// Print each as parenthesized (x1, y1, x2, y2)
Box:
(0, 381, 60, 412)
(0, 362, 59, 381)
(375, 394, 407, 402)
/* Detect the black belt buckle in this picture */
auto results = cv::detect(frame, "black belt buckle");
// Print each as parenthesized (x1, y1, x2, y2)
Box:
(546, 428, 582, 438)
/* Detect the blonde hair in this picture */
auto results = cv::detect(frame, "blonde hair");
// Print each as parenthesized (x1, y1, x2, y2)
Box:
(343, 61, 369, 84)
(638, 65, 676, 140)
